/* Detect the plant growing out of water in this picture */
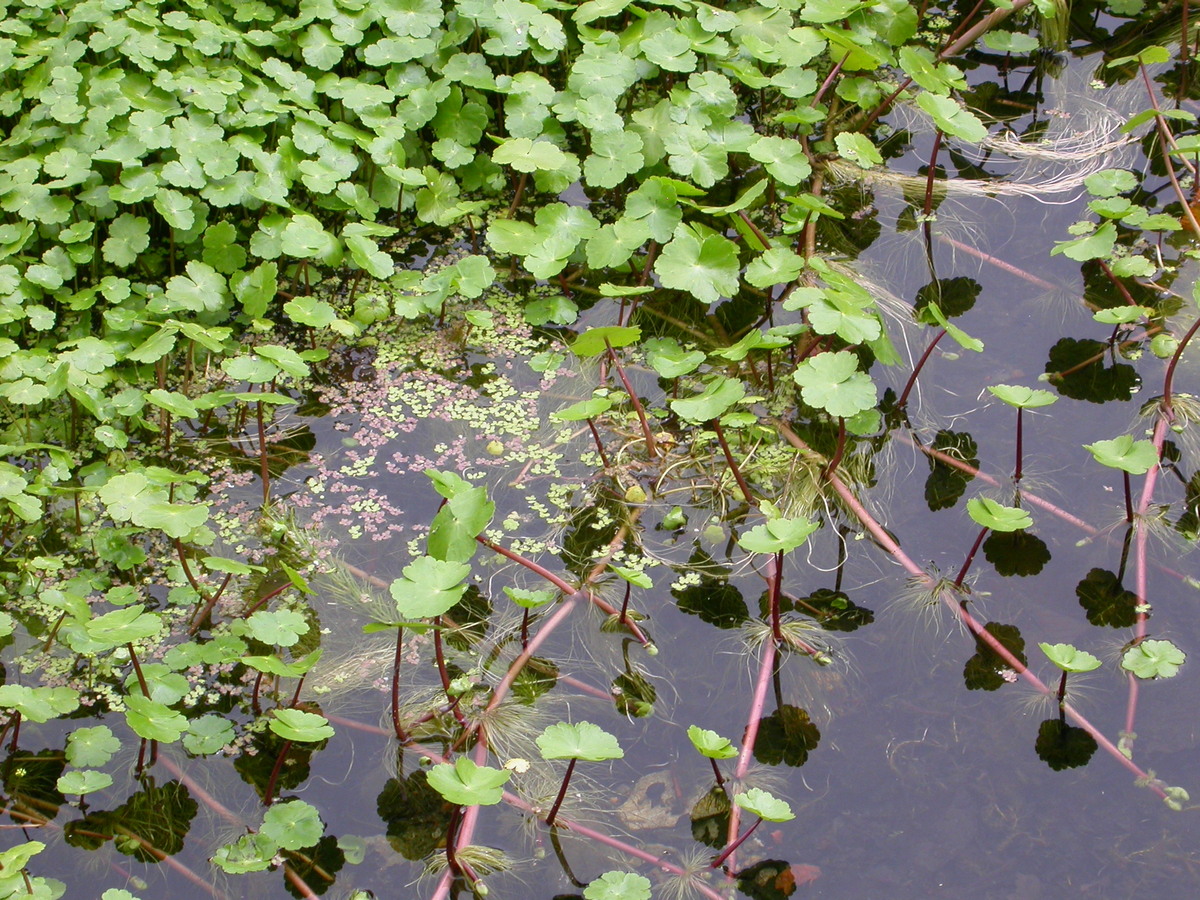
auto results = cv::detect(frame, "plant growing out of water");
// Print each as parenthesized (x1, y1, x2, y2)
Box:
(958, 497, 1033, 589)
(986, 385, 1057, 485)
(426, 757, 512, 892)
(1084, 435, 1159, 523)
(737, 503, 820, 645)
(687, 725, 738, 788)
(1040, 642, 1102, 711)
(535, 721, 623, 827)
(710, 788, 794, 870)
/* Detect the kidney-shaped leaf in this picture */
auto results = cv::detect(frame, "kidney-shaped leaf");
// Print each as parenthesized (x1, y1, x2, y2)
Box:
(733, 788, 795, 822)
(669, 376, 746, 424)
(269, 708, 335, 742)
(793, 351, 877, 418)
(1121, 639, 1185, 680)
(738, 516, 820, 554)
(427, 757, 511, 806)
(987, 384, 1057, 409)
(687, 725, 738, 760)
(389, 556, 471, 618)
(583, 871, 652, 900)
(1039, 642, 1102, 673)
(536, 721, 624, 761)
(966, 497, 1032, 532)
(1083, 435, 1158, 475)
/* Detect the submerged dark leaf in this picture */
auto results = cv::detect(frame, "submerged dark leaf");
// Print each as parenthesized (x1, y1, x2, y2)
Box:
(1075, 568, 1138, 628)
(1045, 338, 1139, 403)
(673, 577, 750, 629)
(1034, 718, 1098, 771)
(924, 430, 978, 511)
(963, 622, 1026, 691)
(377, 771, 453, 861)
(690, 785, 732, 848)
(982, 530, 1051, 577)
(753, 705, 820, 767)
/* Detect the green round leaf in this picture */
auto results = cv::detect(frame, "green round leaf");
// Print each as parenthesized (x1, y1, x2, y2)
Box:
(966, 497, 1033, 532)
(1121, 639, 1185, 680)
(1039, 642, 1102, 673)
(536, 721, 624, 761)
(733, 787, 795, 822)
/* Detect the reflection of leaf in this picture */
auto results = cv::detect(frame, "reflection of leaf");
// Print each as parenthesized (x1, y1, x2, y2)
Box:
(983, 530, 1051, 577)
(690, 784, 731, 848)
(1034, 719, 1097, 771)
(612, 669, 656, 718)
(673, 572, 749, 629)
(753, 704, 820, 767)
(792, 588, 874, 632)
(963, 622, 1025, 691)
(1075, 568, 1138, 628)
(377, 771, 453, 860)
(925, 430, 978, 512)
(109, 780, 198, 863)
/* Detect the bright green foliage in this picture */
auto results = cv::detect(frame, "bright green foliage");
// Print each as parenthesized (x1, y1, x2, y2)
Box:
(66, 726, 121, 768)
(427, 483, 495, 563)
(793, 351, 877, 418)
(244, 609, 310, 648)
(427, 757, 512, 805)
(583, 871, 652, 900)
(733, 788, 795, 822)
(987, 385, 1057, 409)
(572, 326, 642, 357)
(1122, 640, 1186, 680)
(655, 223, 741, 304)
(503, 587, 556, 608)
(1084, 436, 1159, 475)
(738, 514, 820, 555)
(552, 397, 615, 422)
(670, 376, 746, 423)
(262, 800, 324, 850)
(0, 685, 80, 723)
(536, 721, 624, 761)
(611, 566, 652, 589)
(389, 557, 471, 618)
(124, 695, 187, 742)
(269, 708, 336, 743)
(687, 725, 739, 760)
(967, 498, 1033, 532)
(57, 770, 113, 796)
(1040, 643, 1103, 673)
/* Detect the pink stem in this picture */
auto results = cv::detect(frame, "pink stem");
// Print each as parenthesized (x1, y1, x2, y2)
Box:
(775, 421, 1167, 796)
